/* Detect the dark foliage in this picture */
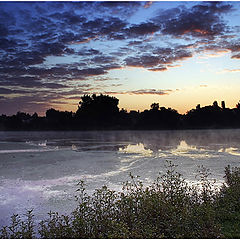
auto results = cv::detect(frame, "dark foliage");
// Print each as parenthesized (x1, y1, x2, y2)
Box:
(1, 95, 240, 130)
(75, 94, 119, 129)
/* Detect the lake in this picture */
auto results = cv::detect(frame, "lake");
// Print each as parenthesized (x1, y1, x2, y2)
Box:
(0, 129, 240, 226)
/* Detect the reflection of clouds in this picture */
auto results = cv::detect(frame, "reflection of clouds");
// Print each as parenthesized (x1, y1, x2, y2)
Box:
(119, 143, 153, 156)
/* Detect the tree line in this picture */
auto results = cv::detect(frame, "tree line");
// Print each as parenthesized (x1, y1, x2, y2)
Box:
(1, 94, 240, 130)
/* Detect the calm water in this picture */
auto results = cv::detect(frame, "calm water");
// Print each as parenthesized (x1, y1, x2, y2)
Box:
(0, 129, 240, 226)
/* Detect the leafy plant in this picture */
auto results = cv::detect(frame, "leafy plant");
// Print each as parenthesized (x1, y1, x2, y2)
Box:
(1, 163, 240, 238)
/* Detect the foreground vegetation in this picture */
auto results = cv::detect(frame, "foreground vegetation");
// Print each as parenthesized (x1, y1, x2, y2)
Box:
(1, 162, 240, 238)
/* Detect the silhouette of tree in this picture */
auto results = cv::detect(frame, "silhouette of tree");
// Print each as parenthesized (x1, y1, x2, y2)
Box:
(136, 104, 180, 130)
(46, 108, 73, 130)
(221, 101, 225, 109)
(213, 101, 219, 109)
(2, 95, 240, 130)
(236, 101, 240, 109)
(150, 103, 159, 111)
(75, 94, 119, 129)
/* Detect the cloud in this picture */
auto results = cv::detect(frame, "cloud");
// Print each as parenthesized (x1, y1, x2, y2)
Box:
(221, 69, 240, 73)
(144, 2, 153, 9)
(0, 24, 8, 37)
(125, 55, 160, 68)
(148, 66, 168, 72)
(95, 1, 143, 18)
(226, 42, 240, 52)
(0, 1, 239, 115)
(128, 89, 172, 95)
(105, 89, 173, 96)
(82, 17, 127, 40)
(153, 2, 233, 39)
(124, 48, 192, 70)
(90, 55, 117, 64)
(0, 87, 29, 95)
(127, 40, 143, 46)
(49, 11, 86, 25)
(232, 53, 240, 59)
(125, 22, 160, 37)
(44, 83, 68, 89)
(0, 38, 16, 50)
(0, 94, 58, 115)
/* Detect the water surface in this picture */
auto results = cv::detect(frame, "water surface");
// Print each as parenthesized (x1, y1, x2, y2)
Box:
(0, 130, 240, 226)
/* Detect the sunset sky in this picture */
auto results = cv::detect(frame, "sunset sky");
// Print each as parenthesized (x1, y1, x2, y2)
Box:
(1, 1, 240, 115)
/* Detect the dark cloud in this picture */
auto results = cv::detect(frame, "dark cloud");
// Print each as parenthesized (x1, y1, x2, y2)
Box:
(4, 51, 45, 67)
(124, 49, 192, 69)
(62, 89, 94, 96)
(0, 24, 8, 37)
(44, 83, 67, 89)
(148, 66, 168, 72)
(0, 76, 42, 88)
(125, 22, 160, 37)
(0, 38, 16, 50)
(90, 55, 116, 64)
(49, 11, 86, 25)
(153, 2, 233, 39)
(127, 40, 143, 46)
(226, 42, 240, 52)
(0, 95, 53, 115)
(0, 87, 29, 95)
(95, 1, 143, 18)
(77, 48, 101, 56)
(232, 53, 240, 59)
(82, 17, 127, 40)
(0, 75, 68, 89)
(125, 55, 160, 68)
(36, 42, 71, 57)
(0, 9, 16, 26)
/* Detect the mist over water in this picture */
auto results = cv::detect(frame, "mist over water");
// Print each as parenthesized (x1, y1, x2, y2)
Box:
(0, 129, 240, 227)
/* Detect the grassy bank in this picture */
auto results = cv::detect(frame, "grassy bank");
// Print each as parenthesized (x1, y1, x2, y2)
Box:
(1, 162, 240, 239)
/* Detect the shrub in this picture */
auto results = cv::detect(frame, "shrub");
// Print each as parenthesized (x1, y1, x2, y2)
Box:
(0, 162, 240, 238)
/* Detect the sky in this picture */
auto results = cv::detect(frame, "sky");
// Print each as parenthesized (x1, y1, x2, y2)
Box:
(1, 1, 240, 115)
